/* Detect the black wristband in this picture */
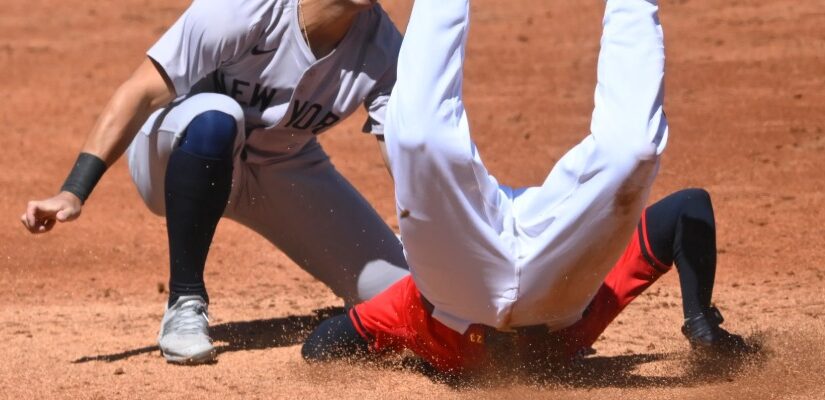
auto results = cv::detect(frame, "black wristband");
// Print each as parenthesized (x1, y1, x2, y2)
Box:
(60, 153, 107, 204)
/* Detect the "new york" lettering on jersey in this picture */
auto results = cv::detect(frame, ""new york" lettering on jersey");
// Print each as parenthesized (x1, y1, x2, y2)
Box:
(285, 100, 341, 134)
(214, 72, 341, 134)
(214, 72, 277, 113)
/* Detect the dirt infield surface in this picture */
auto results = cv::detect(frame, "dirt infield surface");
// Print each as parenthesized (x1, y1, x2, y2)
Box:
(2, 0, 824, 398)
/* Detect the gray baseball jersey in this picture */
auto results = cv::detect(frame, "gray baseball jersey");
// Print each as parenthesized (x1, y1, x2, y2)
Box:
(148, 0, 401, 164)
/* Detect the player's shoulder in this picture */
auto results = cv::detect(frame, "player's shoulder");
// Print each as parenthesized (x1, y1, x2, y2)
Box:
(355, 3, 403, 59)
(184, 0, 282, 37)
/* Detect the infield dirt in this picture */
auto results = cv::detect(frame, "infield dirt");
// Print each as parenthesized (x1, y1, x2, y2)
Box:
(2, 0, 824, 399)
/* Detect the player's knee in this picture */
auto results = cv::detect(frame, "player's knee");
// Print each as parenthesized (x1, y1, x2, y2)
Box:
(301, 314, 369, 362)
(356, 259, 409, 302)
(601, 116, 666, 166)
(677, 188, 712, 207)
(179, 111, 238, 160)
(144, 197, 166, 217)
(616, 139, 659, 165)
(677, 188, 714, 224)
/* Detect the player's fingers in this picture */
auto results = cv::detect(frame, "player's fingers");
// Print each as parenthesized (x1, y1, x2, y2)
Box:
(38, 218, 57, 233)
(24, 201, 63, 234)
(21, 212, 55, 234)
(55, 207, 78, 222)
(56, 209, 69, 222)
(24, 201, 41, 231)
(20, 213, 33, 231)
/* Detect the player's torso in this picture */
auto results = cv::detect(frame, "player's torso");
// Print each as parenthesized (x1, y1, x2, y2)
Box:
(191, 0, 398, 164)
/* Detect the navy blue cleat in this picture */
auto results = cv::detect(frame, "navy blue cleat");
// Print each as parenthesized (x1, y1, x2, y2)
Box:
(681, 306, 752, 356)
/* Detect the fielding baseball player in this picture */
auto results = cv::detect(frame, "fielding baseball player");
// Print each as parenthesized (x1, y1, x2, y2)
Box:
(21, 0, 410, 364)
(301, 0, 747, 374)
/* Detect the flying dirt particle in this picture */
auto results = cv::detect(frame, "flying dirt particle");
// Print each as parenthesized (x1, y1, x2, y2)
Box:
(400, 209, 411, 219)
(157, 282, 166, 293)
(114, 368, 124, 375)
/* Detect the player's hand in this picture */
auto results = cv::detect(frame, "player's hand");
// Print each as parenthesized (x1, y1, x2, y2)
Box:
(20, 191, 83, 234)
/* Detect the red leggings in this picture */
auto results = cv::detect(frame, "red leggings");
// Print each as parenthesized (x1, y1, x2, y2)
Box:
(351, 212, 671, 374)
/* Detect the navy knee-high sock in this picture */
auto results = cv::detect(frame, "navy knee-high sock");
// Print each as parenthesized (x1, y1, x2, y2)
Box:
(644, 188, 717, 320)
(166, 111, 237, 306)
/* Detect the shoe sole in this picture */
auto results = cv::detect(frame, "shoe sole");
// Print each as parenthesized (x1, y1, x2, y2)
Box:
(161, 347, 218, 365)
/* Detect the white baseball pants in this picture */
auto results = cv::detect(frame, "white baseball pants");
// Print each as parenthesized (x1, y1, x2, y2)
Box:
(384, 0, 668, 333)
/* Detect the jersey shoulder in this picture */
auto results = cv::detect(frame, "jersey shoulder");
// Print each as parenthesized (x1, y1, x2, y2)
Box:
(184, 0, 282, 41)
(358, 4, 403, 62)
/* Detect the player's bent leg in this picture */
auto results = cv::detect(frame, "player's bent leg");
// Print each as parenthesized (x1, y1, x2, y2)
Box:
(166, 110, 238, 304)
(572, 0, 669, 195)
(385, 0, 470, 139)
(591, 0, 668, 162)
(126, 93, 245, 364)
(161, 110, 237, 364)
(303, 277, 412, 364)
(558, 189, 748, 358)
(383, 0, 517, 331)
(509, 0, 668, 325)
(553, 221, 672, 358)
(645, 188, 717, 320)
(384, 0, 484, 195)
(226, 143, 408, 305)
(308, 276, 486, 375)
(384, 0, 477, 176)
(127, 93, 245, 215)
(644, 189, 749, 355)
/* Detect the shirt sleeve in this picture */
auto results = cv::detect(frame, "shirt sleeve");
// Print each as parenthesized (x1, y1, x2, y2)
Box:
(361, 7, 402, 136)
(361, 63, 396, 135)
(147, 0, 264, 96)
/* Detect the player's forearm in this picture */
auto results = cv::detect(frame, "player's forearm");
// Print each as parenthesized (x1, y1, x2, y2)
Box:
(80, 82, 164, 166)
(376, 136, 394, 180)
(79, 58, 175, 166)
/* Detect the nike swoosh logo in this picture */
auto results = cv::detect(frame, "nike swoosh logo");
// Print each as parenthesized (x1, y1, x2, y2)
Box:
(251, 45, 278, 55)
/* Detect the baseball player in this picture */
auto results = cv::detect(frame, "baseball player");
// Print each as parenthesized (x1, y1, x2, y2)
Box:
(303, 188, 750, 373)
(300, 0, 747, 374)
(20, 0, 410, 364)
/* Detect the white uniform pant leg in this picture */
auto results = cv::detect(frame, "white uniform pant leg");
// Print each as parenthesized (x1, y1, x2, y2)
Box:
(224, 145, 409, 305)
(508, 0, 669, 328)
(126, 93, 245, 216)
(385, 0, 517, 332)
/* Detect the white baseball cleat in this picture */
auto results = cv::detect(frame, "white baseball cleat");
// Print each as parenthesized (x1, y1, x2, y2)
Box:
(158, 295, 217, 364)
